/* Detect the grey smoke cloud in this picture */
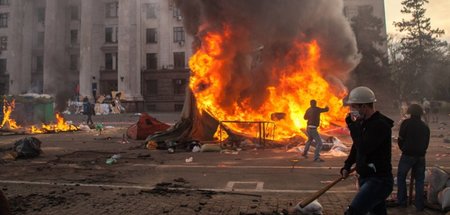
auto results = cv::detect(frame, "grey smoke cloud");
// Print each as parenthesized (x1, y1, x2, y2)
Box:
(176, 0, 360, 109)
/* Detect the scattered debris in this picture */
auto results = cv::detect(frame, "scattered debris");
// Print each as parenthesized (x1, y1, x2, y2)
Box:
(106, 154, 121, 165)
(146, 141, 158, 150)
(95, 123, 104, 135)
(192, 145, 201, 153)
(185, 157, 193, 163)
(293, 200, 323, 215)
(12, 137, 43, 159)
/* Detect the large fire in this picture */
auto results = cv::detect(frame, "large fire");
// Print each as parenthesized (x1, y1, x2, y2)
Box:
(189, 26, 348, 140)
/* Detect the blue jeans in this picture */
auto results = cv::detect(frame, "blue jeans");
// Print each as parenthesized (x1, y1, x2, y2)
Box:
(303, 127, 323, 160)
(348, 176, 393, 215)
(396, 154, 426, 210)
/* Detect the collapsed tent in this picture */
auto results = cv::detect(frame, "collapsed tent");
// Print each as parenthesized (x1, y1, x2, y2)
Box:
(127, 113, 171, 140)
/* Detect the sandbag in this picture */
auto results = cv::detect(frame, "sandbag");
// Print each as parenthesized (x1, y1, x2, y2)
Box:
(293, 200, 323, 215)
(427, 167, 449, 204)
(437, 187, 450, 211)
(201, 144, 221, 152)
(13, 137, 42, 158)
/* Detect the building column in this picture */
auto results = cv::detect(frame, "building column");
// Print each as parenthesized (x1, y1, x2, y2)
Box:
(118, 0, 143, 101)
(7, 0, 32, 95)
(79, 0, 103, 100)
(43, 0, 68, 95)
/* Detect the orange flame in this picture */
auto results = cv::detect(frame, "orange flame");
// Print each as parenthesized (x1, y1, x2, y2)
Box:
(1, 99, 21, 129)
(189, 27, 348, 141)
(30, 113, 78, 134)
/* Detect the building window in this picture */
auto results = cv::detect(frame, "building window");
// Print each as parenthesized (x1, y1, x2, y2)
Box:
(173, 27, 184, 42)
(0, 36, 6, 50)
(173, 52, 185, 68)
(37, 32, 45, 47)
(0, 59, 6, 74)
(174, 104, 183, 112)
(70, 6, 79, 20)
(105, 2, 118, 18)
(70, 30, 78, 45)
(0, 0, 9, 6)
(173, 7, 181, 20)
(37, 8, 45, 23)
(70, 55, 78, 70)
(173, 79, 186, 95)
(0, 13, 7, 28)
(146, 3, 157, 19)
(36, 56, 43, 73)
(146, 80, 158, 95)
(146, 53, 157, 70)
(105, 53, 117, 70)
(146, 28, 157, 43)
(105, 27, 118, 43)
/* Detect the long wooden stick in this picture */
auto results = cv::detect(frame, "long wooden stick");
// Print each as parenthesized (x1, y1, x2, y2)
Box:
(299, 167, 356, 208)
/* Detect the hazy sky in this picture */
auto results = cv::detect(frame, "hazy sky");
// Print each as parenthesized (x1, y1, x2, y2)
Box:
(385, 0, 450, 41)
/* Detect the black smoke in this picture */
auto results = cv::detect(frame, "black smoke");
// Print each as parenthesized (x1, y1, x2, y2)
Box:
(176, 0, 360, 109)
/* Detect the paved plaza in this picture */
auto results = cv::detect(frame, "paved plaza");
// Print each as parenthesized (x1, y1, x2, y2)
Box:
(0, 112, 449, 214)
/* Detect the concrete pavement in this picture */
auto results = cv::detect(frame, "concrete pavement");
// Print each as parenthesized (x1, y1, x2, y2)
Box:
(0, 112, 448, 214)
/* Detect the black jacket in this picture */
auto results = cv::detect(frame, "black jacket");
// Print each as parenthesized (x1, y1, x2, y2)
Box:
(398, 116, 430, 157)
(304, 106, 329, 127)
(343, 111, 394, 178)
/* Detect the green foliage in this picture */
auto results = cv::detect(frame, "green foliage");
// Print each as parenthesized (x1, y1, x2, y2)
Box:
(392, 0, 448, 100)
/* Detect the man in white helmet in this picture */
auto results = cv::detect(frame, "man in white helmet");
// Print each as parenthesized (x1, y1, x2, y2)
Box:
(340, 86, 394, 215)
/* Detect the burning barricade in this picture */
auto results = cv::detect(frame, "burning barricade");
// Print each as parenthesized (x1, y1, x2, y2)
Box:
(0, 97, 78, 134)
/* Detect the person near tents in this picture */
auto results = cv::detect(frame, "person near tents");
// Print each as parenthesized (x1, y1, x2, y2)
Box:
(302, 99, 329, 162)
(112, 92, 125, 114)
(340, 86, 394, 215)
(396, 104, 430, 211)
(83, 97, 94, 125)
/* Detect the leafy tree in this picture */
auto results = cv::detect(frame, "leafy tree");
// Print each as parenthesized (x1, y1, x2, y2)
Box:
(387, 34, 405, 98)
(393, 0, 447, 100)
(350, 5, 393, 104)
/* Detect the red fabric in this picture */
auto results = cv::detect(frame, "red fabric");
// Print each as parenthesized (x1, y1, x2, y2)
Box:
(127, 113, 170, 140)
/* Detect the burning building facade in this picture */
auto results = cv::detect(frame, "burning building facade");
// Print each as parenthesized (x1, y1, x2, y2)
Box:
(0, 0, 387, 112)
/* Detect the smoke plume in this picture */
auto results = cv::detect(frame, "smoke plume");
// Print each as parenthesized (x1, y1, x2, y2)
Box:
(176, 0, 360, 108)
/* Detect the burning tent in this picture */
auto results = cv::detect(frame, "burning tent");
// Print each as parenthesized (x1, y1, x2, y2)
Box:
(126, 113, 171, 140)
(151, 0, 361, 146)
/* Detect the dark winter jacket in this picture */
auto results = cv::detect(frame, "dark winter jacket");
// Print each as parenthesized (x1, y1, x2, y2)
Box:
(304, 106, 329, 127)
(398, 116, 430, 157)
(343, 111, 394, 178)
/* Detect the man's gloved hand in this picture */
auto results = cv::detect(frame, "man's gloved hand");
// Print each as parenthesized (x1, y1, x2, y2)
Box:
(340, 167, 350, 179)
(345, 114, 353, 126)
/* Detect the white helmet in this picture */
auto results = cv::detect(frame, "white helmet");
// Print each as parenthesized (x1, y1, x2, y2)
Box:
(346, 86, 376, 104)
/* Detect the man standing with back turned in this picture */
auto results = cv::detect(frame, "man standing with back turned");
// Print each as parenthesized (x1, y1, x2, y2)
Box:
(302, 99, 329, 162)
(396, 104, 430, 211)
(340, 86, 394, 215)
